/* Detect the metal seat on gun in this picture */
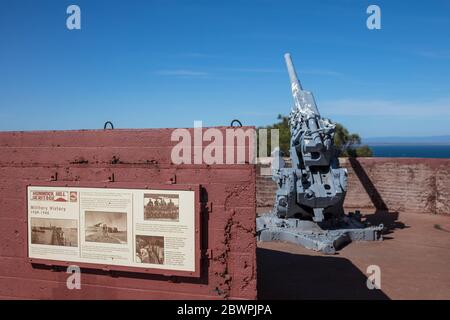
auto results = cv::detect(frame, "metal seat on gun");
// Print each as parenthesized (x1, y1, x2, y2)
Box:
(256, 53, 383, 254)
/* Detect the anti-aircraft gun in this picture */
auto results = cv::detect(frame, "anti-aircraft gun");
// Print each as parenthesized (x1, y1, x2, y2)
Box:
(256, 53, 383, 254)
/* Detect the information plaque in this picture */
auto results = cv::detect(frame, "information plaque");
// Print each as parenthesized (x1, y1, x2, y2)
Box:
(27, 185, 199, 276)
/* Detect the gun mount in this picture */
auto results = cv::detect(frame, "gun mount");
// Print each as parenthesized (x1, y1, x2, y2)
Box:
(256, 53, 383, 254)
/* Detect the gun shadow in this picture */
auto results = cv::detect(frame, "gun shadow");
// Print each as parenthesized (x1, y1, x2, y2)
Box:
(347, 157, 407, 235)
(257, 247, 390, 299)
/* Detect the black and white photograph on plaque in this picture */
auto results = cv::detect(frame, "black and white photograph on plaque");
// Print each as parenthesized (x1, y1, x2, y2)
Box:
(84, 211, 127, 244)
(144, 193, 179, 221)
(135, 235, 164, 265)
(31, 217, 78, 247)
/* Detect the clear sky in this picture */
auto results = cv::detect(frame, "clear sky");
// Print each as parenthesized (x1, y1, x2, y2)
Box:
(1, 0, 449, 138)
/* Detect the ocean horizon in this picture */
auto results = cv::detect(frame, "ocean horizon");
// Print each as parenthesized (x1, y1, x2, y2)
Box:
(369, 145, 450, 159)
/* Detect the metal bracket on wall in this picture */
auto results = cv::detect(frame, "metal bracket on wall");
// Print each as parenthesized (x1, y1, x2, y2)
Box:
(104, 121, 114, 130)
(203, 249, 213, 260)
(230, 119, 243, 127)
(206, 201, 213, 213)
(104, 173, 115, 182)
(49, 172, 58, 181)
(167, 174, 176, 184)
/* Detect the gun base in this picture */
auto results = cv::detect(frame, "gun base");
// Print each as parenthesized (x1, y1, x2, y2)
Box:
(256, 212, 383, 254)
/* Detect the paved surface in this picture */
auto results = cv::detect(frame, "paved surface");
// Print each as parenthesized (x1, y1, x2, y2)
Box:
(257, 208, 450, 299)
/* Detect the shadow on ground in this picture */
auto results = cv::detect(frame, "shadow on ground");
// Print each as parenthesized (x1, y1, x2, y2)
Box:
(364, 210, 407, 237)
(348, 157, 408, 235)
(257, 248, 390, 299)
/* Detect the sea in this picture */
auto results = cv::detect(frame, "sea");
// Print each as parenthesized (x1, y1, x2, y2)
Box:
(369, 145, 450, 159)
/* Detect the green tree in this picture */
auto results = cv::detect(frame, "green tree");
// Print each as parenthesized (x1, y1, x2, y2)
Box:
(333, 123, 373, 157)
(259, 114, 290, 156)
(258, 115, 372, 157)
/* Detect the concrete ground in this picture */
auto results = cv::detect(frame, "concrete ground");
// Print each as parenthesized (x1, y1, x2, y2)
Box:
(257, 207, 450, 300)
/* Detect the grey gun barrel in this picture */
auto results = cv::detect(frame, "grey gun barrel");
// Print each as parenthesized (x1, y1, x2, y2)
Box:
(284, 53, 303, 91)
(284, 53, 320, 116)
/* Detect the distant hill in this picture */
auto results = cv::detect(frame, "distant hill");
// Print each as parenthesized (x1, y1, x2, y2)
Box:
(363, 135, 450, 145)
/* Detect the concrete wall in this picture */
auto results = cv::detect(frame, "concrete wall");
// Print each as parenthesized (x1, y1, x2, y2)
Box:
(257, 157, 450, 216)
(0, 128, 257, 299)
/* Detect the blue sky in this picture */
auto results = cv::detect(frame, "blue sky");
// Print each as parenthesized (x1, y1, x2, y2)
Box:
(1, 0, 449, 137)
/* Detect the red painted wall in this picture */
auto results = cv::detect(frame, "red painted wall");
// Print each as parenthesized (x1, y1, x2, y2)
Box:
(341, 157, 450, 215)
(0, 128, 257, 299)
(257, 157, 450, 216)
